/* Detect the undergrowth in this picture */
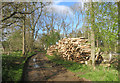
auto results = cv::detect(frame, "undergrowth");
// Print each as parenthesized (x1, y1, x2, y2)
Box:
(2, 51, 36, 81)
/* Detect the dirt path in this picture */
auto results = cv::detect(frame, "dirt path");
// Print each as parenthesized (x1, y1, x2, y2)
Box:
(22, 52, 89, 81)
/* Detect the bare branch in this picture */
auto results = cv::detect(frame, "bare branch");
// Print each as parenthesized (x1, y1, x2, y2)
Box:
(2, 6, 41, 22)
(1, 20, 19, 29)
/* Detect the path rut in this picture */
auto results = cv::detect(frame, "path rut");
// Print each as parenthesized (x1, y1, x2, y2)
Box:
(22, 52, 89, 81)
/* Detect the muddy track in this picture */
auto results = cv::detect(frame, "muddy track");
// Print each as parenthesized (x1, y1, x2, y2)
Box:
(21, 52, 89, 81)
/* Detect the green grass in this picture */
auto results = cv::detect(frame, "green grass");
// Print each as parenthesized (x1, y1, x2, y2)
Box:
(2, 51, 23, 81)
(79, 65, 118, 81)
(46, 54, 118, 81)
(2, 51, 37, 81)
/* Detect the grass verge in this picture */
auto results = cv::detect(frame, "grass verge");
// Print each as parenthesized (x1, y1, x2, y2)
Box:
(2, 51, 36, 81)
(46, 54, 118, 81)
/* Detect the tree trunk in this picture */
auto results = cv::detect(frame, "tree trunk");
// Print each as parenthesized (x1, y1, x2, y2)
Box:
(118, 1, 120, 39)
(0, 2, 2, 80)
(118, 1, 120, 52)
(22, 17, 26, 55)
(87, 24, 91, 42)
(30, 28, 35, 52)
(30, 12, 35, 52)
(91, 29, 95, 67)
(117, 1, 120, 81)
(0, 2, 3, 55)
(1, 29, 4, 53)
(90, 0, 95, 68)
(97, 39, 99, 48)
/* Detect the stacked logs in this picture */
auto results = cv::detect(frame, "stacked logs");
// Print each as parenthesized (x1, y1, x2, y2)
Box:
(57, 37, 91, 62)
(47, 45, 58, 56)
(47, 37, 91, 63)
(47, 37, 119, 66)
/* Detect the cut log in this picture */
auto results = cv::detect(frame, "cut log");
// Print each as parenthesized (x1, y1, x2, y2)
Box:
(47, 37, 101, 63)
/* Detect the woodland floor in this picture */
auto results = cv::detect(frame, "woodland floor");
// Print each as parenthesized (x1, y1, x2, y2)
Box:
(22, 52, 90, 81)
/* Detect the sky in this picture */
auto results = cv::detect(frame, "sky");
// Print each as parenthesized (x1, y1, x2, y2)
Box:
(57, 2, 84, 32)
(57, 2, 76, 6)
(50, 2, 83, 26)
(38, 1, 84, 35)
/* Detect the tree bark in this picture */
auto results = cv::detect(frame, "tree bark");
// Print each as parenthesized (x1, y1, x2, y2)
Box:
(118, 1, 120, 48)
(91, 28, 95, 67)
(117, 1, 120, 81)
(0, 2, 2, 81)
(96, 39, 99, 48)
(22, 17, 26, 55)
(30, 27, 35, 52)
(0, 2, 3, 54)
(90, 0, 95, 68)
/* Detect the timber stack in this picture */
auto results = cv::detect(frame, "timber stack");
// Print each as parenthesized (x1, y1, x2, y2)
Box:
(47, 45, 58, 56)
(47, 37, 91, 63)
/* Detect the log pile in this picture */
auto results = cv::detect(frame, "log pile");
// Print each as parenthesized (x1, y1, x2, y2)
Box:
(47, 37, 91, 63)
(102, 53, 119, 67)
(47, 37, 119, 66)
(57, 37, 91, 62)
(47, 45, 58, 56)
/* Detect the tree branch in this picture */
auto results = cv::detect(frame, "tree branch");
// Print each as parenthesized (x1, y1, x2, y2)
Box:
(1, 20, 19, 29)
(33, 3, 43, 28)
(2, 6, 41, 22)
